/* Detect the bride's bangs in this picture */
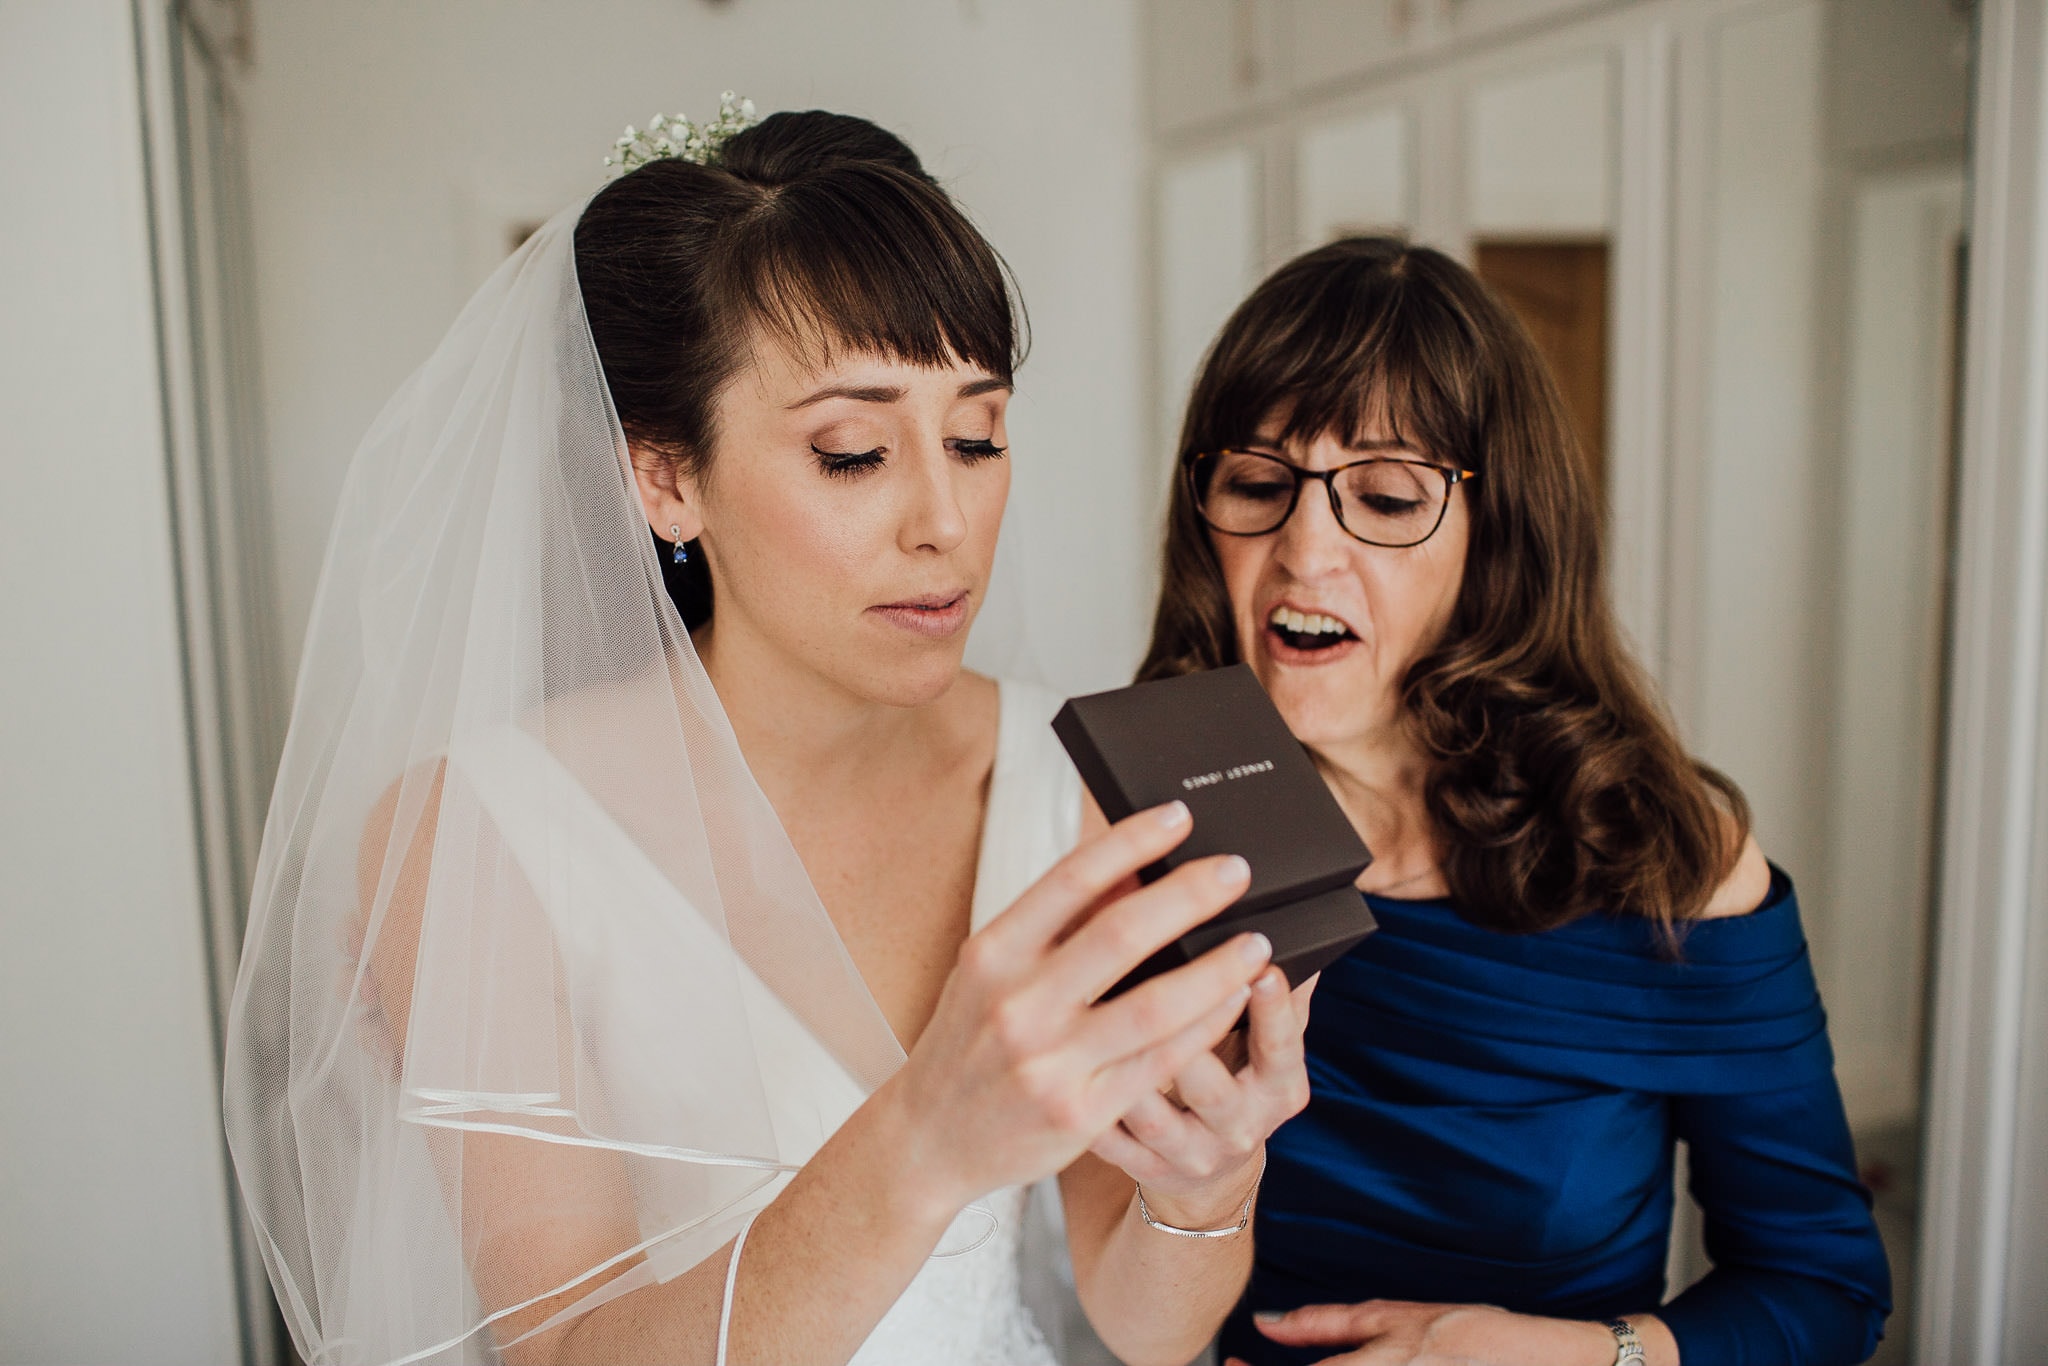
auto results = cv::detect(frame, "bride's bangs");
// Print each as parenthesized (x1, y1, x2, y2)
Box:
(717, 164, 1027, 384)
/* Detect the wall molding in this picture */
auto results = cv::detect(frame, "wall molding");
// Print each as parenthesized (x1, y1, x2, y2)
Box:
(1916, 0, 2048, 1358)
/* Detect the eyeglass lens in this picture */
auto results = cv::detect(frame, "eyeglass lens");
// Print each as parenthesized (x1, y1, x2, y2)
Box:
(1197, 449, 1453, 546)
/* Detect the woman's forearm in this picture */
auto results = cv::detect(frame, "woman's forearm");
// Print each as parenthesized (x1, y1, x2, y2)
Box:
(555, 1075, 964, 1366)
(1062, 1150, 1260, 1366)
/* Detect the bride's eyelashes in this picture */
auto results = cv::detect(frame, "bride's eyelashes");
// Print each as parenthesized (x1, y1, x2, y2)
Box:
(809, 437, 1009, 479)
(951, 438, 1008, 465)
(812, 444, 886, 477)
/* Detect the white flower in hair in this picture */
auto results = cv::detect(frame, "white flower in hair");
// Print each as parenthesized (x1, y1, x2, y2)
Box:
(603, 92, 759, 174)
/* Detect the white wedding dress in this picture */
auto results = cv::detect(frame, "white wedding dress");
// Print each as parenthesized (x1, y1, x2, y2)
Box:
(454, 677, 1087, 1364)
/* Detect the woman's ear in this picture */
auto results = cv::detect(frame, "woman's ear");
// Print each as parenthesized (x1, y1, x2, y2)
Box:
(630, 446, 705, 544)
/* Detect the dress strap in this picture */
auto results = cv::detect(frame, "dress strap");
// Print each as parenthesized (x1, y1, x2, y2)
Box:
(716, 1212, 761, 1366)
(971, 680, 1084, 932)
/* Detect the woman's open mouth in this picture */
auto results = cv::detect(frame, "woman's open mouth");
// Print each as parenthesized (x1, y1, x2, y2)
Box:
(869, 591, 972, 639)
(1264, 603, 1359, 663)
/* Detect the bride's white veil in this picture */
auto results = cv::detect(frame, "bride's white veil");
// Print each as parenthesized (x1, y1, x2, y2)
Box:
(221, 193, 1005, 1363)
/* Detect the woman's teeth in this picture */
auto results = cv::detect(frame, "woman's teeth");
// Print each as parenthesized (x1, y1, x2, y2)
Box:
(1269, 606, 1352, 638)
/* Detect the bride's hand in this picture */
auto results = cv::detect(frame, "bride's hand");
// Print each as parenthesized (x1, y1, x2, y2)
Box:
(884, 801, 1274, 1216)
(1091, 965, 1316, 1222)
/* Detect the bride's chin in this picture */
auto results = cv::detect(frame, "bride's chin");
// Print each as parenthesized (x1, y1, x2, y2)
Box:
(841, 647, 969, 711)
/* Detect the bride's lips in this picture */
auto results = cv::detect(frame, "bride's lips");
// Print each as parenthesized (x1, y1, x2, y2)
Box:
(868, 591, 972, 638)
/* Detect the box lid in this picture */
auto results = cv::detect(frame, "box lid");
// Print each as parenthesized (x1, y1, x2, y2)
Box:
(1053, 664, 1373, 916)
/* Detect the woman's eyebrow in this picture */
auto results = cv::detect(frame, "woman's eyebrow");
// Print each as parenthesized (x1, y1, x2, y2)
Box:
(958, 377, 1012, 398)
(787, 383, 906, 409)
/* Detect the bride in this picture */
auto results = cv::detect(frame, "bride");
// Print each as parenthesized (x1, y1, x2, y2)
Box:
(223, 103, 1314, 1366)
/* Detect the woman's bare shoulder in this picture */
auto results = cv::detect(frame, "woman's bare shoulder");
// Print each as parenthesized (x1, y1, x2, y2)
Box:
(1698, 823, 1772, 920)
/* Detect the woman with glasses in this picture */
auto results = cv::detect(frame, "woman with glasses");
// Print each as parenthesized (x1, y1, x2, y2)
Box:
(1139, 237, 1891, 1366)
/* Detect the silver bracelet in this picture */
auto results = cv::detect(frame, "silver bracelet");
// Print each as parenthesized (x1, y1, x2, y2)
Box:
(1134, 1159, 1264, 1239)
(1603, 1319, 1646, 1366)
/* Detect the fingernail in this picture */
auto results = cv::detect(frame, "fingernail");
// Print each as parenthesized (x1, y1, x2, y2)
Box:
(1155, 800, 1191, 828)
(1238, 931, 1273, 965)
(1255, 1310, 1286, 1323)
(1254, 969, 1284, 995)
(1215, 853, 1250, 885)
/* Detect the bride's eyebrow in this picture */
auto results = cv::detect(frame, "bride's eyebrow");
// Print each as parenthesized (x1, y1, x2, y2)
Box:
(787, 383, 906, 409)
(786, 376, 1012, 409)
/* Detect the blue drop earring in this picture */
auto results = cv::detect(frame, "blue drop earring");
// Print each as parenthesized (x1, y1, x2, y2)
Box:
(670, 525, 689, 565)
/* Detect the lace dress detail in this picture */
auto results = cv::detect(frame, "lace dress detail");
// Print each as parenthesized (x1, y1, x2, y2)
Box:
(850, 1184, 1055, 1364)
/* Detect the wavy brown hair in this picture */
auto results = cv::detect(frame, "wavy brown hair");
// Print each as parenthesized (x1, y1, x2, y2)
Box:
(1139, 236, 1747, 935)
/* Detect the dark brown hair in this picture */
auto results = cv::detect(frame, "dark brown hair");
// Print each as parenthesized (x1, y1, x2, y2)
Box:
(1139, 236, 1747, 934)
(574, 110, 1024, 626)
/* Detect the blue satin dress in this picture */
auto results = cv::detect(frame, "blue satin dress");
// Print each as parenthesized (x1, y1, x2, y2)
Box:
(1220, 868, 1891, 1366)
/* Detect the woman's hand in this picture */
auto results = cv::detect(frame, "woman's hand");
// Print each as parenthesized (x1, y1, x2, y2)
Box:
(882, 800, 1276, 1220)
(1228, 1300, 1649, 1366)
(1091, 966, 1317, 1225)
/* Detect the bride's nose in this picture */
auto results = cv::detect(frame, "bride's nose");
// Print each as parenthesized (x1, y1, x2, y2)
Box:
(899, 440, 971, 555)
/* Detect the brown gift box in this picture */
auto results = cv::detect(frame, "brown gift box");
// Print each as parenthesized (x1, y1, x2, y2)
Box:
(1052, 664, 1377, 998)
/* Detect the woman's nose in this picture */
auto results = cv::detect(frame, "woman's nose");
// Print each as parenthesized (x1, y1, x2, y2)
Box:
(900, 440, 970, 555)
(1272, 477, 1355, 576)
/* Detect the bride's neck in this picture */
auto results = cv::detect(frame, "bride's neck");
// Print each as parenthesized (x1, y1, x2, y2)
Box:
(692, 617, 950, 802)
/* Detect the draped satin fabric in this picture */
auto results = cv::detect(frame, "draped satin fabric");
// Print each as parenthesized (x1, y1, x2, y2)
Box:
(1221, 868, 1891, 1366)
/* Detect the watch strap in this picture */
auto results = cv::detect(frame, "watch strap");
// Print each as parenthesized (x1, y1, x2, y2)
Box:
(1604, 1319, 1646, 1366)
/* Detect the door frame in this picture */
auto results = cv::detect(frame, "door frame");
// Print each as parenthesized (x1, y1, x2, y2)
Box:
(131, 1, 283, 1361)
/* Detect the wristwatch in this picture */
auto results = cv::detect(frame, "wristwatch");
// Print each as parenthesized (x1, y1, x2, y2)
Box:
(1604, 1319, 1646, 1365)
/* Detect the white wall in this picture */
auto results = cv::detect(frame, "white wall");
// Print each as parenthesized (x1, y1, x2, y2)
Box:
(0, 3, 244, 1361)
(1466, 53, 1613, 237)
(1693, 1, 1829, 925)
(242, 0, 1150, 697)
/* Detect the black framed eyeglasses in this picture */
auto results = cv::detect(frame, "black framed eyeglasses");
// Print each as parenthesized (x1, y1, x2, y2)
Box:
(1185, 447, 1479, 549)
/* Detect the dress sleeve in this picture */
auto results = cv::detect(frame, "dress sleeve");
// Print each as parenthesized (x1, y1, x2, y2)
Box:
(1658, 1078, 1892, 1366)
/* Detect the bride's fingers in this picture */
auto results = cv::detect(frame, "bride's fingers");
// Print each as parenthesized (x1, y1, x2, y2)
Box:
(1152, 967, 1306, 1155)
(1039, 855, 1253, 1010)
(1084, 979, 1253, 1122)
(1065, 928, 1270, 1069)
(976, 803, 1195, 959)
(1117, 1091, 1221, 1174)
(1166, 1048, 1255, 1147)
(1244, 966, 1310, 1081)
(1087, 1119, 1177, 1183)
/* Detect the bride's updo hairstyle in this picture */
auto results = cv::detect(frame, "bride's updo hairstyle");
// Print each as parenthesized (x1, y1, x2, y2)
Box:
(574, 110, 1024, 626)
(1140, 236, 1748, 937)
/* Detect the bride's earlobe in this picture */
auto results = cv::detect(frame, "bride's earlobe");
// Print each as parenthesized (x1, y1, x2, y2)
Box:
(629, 443, 704, 545)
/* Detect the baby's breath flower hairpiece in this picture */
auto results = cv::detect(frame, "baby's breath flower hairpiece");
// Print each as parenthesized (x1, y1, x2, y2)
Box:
(603, 91, 759, 175)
